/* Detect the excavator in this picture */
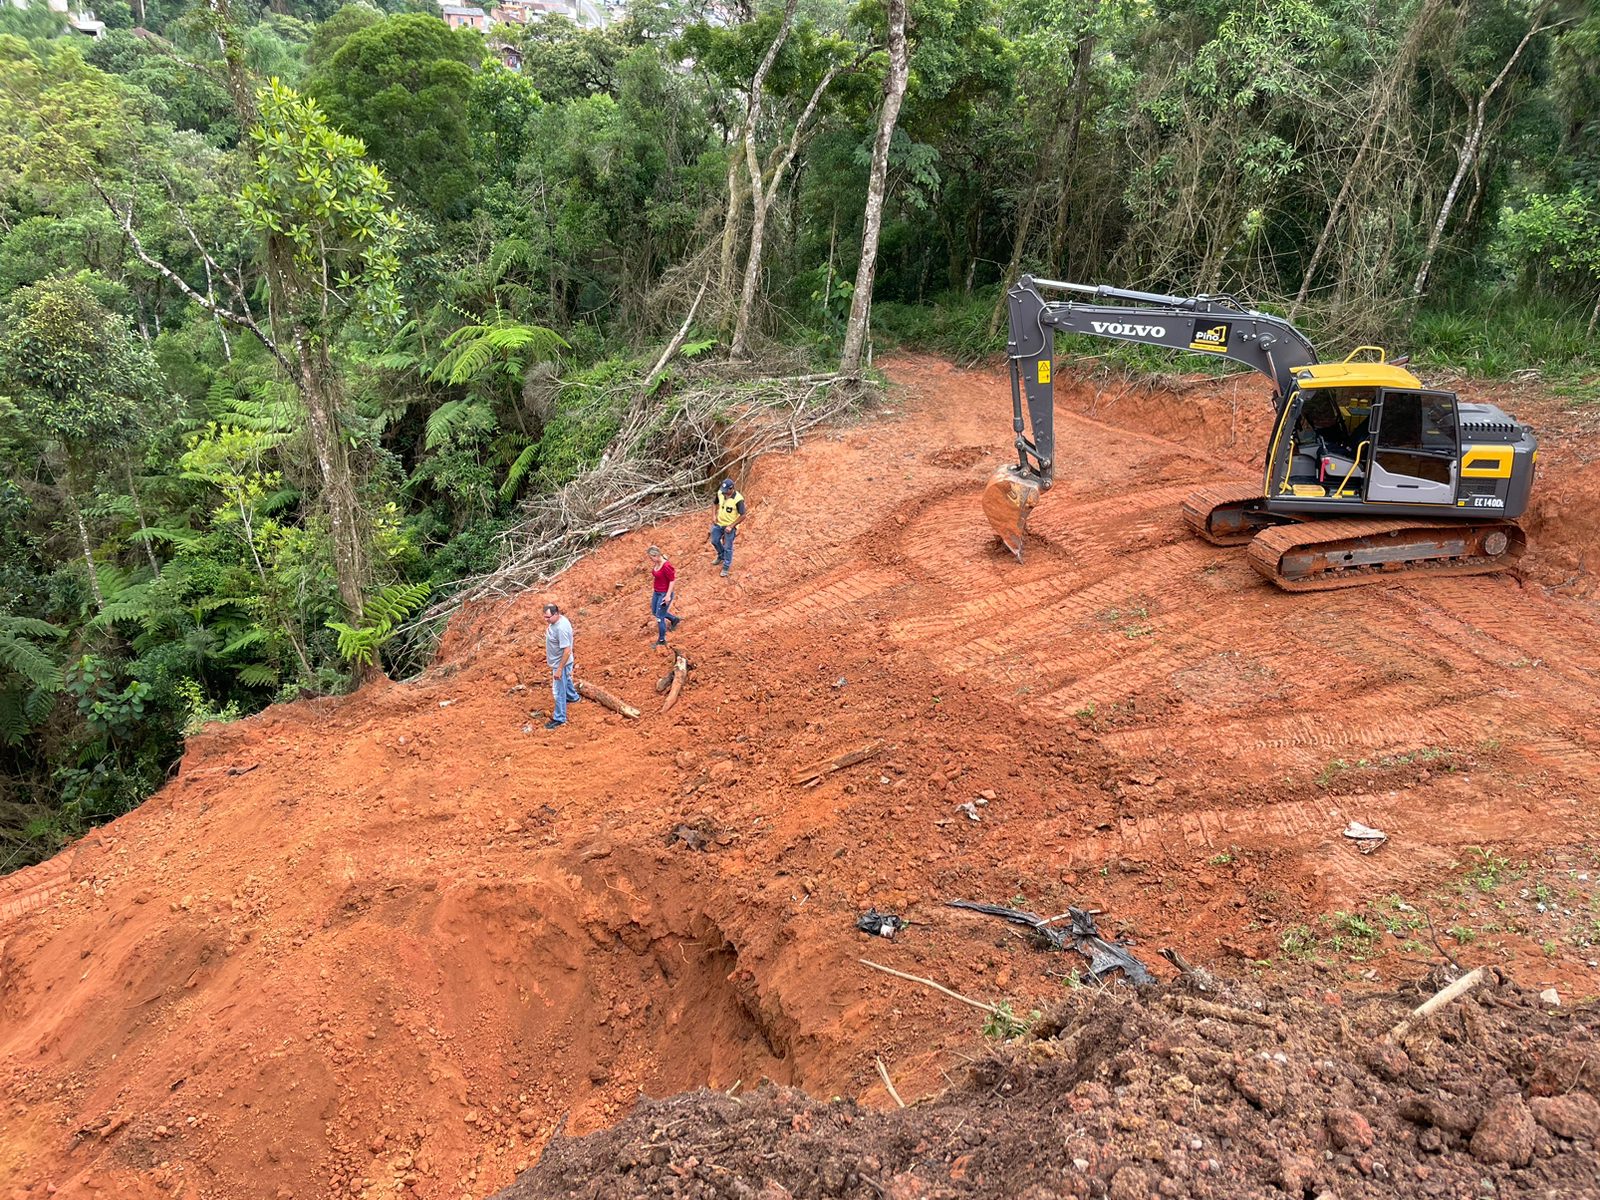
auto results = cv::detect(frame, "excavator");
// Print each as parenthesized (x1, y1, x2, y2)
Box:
(984, 277, 1538, 591)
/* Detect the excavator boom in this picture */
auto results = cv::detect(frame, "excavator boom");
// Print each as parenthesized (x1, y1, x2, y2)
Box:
(986, 277, 1317, 558)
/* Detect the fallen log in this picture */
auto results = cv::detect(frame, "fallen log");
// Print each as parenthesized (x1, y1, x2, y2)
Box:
(1162, 993, 1285, 1034)
(576, 680, 641, 719)
(791, 740, 883, 786)
(661, 653, 689, 713)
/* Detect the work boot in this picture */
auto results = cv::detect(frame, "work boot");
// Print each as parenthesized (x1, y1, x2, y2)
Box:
(721, 565, 730, 577)
(543, 719, 563, 730)
(669, 616, 681, 630)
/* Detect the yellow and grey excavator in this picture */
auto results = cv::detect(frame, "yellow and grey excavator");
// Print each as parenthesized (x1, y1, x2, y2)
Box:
(985, 277, 1538, 591)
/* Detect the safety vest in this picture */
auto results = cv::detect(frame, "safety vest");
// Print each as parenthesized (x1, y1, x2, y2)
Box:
(715, 491, 743, 527)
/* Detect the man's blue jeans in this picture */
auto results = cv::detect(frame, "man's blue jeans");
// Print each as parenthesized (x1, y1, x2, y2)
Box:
(550, 662, 579, 724)
(651, 591, 678, 641)
(710, 524, 737, 568)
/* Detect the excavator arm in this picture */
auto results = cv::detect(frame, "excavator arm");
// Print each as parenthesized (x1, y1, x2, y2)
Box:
(987, 276, 1319, 558)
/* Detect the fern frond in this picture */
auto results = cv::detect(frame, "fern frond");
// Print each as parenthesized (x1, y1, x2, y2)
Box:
(0, 617, 62, 641)
(220, 628, 268, 656)
(423, 398, 497, 450)
(0, 691, 28, 746)
(431, 321, 568, 387)
(237, 663, 280, 688)
(0, 634, 63, 690)
(128, 524, 202, 549)
(84, 494, 137, 520)
(327, 582, 432, 667)
(365, 582, 432, 625)
(499, 443, 540, 501)
(489, 236, 534, 281)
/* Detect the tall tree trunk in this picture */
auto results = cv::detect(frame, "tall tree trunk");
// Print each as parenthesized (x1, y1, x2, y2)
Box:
(1048, 28, 1098, 275)
(60, 460, 103, 611)
(838, 0, 909, 379)
(732, 57, 844, 359)
(284, 314, 368, 623)
(717, 137, 749, 306)
(1291, 0, 1445, 316)
(124, 463, 162, 578)
(1413, 7, 1556, 300)
(728, 0, 800, 359)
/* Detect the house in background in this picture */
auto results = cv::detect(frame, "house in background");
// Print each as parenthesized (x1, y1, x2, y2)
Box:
(439, 3, 488, 31)
(436, 0, 611, 33)
(9, 0, 107, 36)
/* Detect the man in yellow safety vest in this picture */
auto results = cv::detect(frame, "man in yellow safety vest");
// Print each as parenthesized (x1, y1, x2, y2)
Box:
(709, 478, 745, 578)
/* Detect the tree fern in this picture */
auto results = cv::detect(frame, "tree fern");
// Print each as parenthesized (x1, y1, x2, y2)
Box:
(220, 628, 269, 657)
(430, 321, 568, 388)
(424, 397, 496, 450)
(327, 582, 432, 668)
(128, 523, 202, 550)
(488, 236, 536, 283)
(237, 663, 280, 688)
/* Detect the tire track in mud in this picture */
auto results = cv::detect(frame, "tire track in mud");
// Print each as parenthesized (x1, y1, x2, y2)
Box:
(728, 369, 1600, 891)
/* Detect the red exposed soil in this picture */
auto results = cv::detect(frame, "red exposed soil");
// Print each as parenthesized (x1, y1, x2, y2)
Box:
(3, 355, 1600, 1200)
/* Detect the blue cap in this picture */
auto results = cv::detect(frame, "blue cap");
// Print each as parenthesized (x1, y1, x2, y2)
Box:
(720, 478, 736, 490)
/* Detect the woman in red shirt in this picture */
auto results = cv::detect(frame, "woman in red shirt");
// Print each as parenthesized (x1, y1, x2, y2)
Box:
(646, 545, 681, 646)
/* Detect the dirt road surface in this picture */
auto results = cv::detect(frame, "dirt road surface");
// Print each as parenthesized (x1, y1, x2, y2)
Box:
(3, 356, 1598, 1199)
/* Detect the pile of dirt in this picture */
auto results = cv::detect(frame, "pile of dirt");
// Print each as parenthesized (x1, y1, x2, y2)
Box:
(501, 973, 1600, 1200)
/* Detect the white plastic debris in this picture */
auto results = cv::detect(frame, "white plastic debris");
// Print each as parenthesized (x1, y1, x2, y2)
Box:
(957, 801, 981, 822)
(1343, 820, 1388, 853)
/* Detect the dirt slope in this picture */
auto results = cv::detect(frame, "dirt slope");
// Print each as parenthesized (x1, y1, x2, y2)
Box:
(3, 356, 1599, 1200)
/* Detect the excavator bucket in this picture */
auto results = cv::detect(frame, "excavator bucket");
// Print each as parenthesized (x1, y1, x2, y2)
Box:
(983, 464, 1042, 561)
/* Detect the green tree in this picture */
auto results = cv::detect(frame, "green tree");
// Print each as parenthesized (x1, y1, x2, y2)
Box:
(1495, 185, 1600, 331)
(307, 12, 483, 218)
(0, 276, 165, 609)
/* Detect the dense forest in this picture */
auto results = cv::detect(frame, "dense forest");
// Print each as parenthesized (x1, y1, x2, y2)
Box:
(0, 0, 1595, 871)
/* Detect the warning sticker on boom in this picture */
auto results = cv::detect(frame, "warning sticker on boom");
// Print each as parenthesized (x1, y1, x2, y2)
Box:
(1190, 320, 1231, 353)
(1037, 359, 1051, 384)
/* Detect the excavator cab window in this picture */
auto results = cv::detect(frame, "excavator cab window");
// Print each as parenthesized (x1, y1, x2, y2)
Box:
(1282, 387, 1373, 497)
(1366, 389, 1459, 505)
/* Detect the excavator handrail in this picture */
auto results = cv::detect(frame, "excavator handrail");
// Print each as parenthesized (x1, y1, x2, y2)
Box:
(1341, 345, 1389, 364)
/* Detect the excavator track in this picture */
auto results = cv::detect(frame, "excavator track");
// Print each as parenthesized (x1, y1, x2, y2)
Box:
(1180, 485, 1294, 546)
(1246, 517, 1526, 592)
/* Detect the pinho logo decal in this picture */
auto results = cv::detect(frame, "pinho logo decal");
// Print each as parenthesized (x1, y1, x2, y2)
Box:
(1190, 320, 1231, 353)
(1091, 321, 1167, 338)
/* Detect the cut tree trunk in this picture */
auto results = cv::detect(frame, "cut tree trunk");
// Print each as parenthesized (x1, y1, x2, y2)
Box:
(576, 680, 640, 719)
(662, 653, 689, 713)
(791, 740, 882, 786)
(838, 0, 908, 378)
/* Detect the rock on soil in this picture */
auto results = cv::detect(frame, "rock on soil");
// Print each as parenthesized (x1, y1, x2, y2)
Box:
(496, 978, 1598, 1200)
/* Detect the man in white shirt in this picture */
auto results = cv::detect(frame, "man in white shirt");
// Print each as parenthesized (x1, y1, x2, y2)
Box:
(542, 602, 580, 729)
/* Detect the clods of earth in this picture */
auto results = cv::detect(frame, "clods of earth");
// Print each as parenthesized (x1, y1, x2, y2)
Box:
(502, 973, 1599, 1199)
